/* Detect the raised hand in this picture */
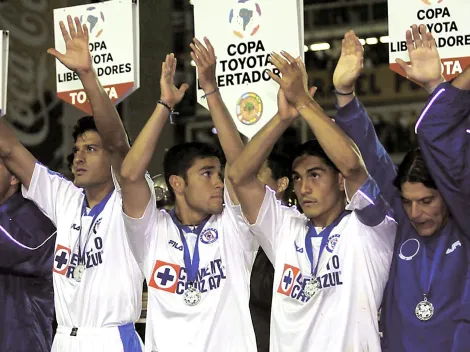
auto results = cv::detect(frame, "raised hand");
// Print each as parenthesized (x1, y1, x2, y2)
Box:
(277, 58, 317, 121)
(160, 53, 189, 109)
(395, 24, 444, 91)
(267, 51, 311, 108)
(190, 37, 218, 94)
(333, 30, 364, 94)
(47, 16, 92, 75)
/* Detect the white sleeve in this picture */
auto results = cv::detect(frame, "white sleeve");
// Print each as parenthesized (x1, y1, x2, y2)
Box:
(119, 172, 159, 271)
(242, 186, 293, 264)
(347, 175, 397, 254)
(21, 162, 80, 226)
(223, 187, 258, 253)
(346, 175, 396, 227)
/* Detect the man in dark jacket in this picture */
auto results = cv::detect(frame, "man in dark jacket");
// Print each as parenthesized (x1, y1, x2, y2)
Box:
(0, 158, 56, 351)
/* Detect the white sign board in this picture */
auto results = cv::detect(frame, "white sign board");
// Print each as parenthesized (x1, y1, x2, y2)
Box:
(53, 0, 139, 115)
(388, 0, 470, 81)
(0, 31, 9, 117)
(194, 0, 304, 138)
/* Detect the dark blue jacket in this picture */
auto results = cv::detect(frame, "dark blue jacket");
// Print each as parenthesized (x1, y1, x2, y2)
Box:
(0, 191, 56, 352)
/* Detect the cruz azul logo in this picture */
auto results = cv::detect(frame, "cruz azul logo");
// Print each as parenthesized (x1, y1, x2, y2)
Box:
(149, 259, 227, 295)
(277, 255, 344, 303)
(53, 236, 105, 279)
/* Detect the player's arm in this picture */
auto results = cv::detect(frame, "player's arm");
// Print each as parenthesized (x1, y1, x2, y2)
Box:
(120, 54, 188, 219)
(0, 122, 36, 189)
(190, 37, 244, 205)
(47, 16, 130, 183)
(333, 31, 398, 205)
(407, 26, 470, 237)
(228, 98, 297, 225)
(269, 52, 368, 197)
(227, 90, 300, 261)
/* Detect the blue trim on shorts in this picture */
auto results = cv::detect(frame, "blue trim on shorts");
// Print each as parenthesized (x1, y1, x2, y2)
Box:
(118, 323, 142, 352)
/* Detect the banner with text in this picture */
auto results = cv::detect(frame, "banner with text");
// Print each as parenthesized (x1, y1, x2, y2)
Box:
(53, 0, 140, 114)
(388, 0, 470, 81)
(0, 31, 9, 116)
(194, 0, 304, 138)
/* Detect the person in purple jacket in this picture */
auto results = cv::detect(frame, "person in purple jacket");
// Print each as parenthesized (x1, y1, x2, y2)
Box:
(0, 158, 56, 351)
(331, 26, 470, 351)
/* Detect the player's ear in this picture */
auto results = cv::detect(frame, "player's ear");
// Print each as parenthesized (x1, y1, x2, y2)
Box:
(276, 177, 289, 194)
(169, 175, 185, 196)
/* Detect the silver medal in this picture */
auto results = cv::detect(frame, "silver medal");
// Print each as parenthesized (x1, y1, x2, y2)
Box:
(415, 296, 434, 321)
(303, 278, 320, 298)
(73, 264, 85, 282)
(183, 285, 202, 306)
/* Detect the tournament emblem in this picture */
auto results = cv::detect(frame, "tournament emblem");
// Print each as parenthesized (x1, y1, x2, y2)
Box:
(53, 244, 71, 275)
(236, 92, 263, 125)
(277, 264, 300, 297)
(200, 228, 219, 244)
(326, 233, 340, 253)
(80, 6, 106, 39)
(228, 0, 262, 38)
(148, 260, 181, 293)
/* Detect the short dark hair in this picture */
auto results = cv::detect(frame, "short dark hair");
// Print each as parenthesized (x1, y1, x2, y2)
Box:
(72, 115, 132, 145)
(72, 116, 97, 143)
(163, 142, 223, 201)
(291, 139, 339, 173)
(394, 148, 437, 189)
(267, 151, 291, 181)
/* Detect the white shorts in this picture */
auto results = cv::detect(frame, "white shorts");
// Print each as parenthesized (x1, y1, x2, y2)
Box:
(53, 323, 144, 352)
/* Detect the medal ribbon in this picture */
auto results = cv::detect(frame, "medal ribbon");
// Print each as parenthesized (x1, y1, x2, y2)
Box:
(305, 211, 350, 277)
(78, 190, 113, 264)
(420, 231, 448, 297)
(169, 210, 210, 285)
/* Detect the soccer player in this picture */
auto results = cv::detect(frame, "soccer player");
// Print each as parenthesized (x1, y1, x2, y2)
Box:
(118, 38, 257, 352)
(332, 27, 470, 351)
(227, 51, 397, 351)
(249, 151, 290, 352)
(0, 17, 144, 351)
(0, 159, 56, 352)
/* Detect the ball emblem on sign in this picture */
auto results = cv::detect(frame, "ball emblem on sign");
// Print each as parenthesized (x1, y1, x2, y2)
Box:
(229, 0, 262, 38)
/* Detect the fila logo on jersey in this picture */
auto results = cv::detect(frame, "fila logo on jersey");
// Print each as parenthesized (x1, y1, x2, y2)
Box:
(277, 255, 343, 303)
(200, 228, 218, 244)
(53, 237, 105, 279)
(149, 259, 226, 295)
(326, 233, 340, 253)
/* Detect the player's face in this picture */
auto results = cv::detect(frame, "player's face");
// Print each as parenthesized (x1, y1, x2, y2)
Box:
(401, 181, 448, 237)
(292, 155, 344, 219)
(183, 157, 224, 215)
(72, 130, 112, 190)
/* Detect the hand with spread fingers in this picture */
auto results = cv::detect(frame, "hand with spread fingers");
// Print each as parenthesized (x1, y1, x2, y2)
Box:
(190, 37, 218, 94)
(267, 51, 311, 109)
(160, 53, 189, 109)
(333, 30, 364, 94)
(395, 24, 444, 92)
(47, 15, 92, 75)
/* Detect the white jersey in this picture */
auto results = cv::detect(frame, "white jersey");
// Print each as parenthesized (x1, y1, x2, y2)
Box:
(249, 176, 397, 352)
(122, 184, 257, 352)
(22, 163, 144, 328)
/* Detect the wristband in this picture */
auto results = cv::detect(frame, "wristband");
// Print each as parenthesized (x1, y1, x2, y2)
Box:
(202, 88, 220, 99)
(334, 89, 354, 96)
(157, 99, 179, 125)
